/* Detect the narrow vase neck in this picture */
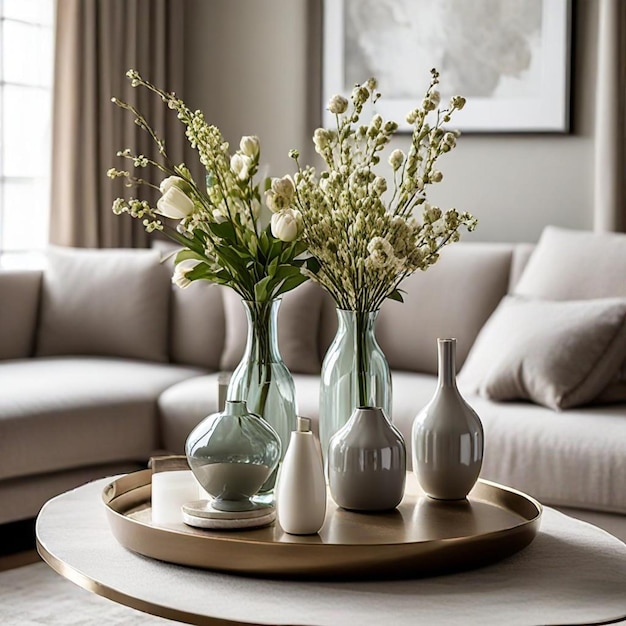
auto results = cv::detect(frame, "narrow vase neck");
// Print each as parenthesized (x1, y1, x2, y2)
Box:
(438, 339, 457, 387)
(242, 299, 281, 364)
(223, 400, 250, 417)
(337, 309, 380, 407)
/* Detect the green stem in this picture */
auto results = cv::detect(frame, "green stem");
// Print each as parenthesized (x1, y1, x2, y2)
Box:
(250, 300, 273, 419)
(355, 310, 369, 407)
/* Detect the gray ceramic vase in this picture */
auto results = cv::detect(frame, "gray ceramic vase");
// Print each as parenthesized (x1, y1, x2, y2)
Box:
(412, 338, 484, 500)
(327, 406, 406, 511)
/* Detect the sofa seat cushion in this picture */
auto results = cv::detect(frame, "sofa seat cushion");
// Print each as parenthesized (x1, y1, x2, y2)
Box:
(389, 373, 626, 514)
(0, 357, 205, 481)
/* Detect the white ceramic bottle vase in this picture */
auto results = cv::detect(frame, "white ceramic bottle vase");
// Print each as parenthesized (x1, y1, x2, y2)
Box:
(412, 338, 484, 500)
(276, 417, 327, 535)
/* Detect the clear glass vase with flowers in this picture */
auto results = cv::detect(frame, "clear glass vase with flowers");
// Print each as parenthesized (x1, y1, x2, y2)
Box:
(108, 70, 309, 497)
(273, 69, 478, 458)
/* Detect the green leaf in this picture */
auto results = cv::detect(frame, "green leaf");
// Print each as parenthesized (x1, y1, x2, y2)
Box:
(276, 273, 308, 295)
(387, 289, 404, 303)
(254, 275, 273, 301)
(174, 249, 206, 264)
(208, 221, 237, 241)
(304, 256, 321, 275)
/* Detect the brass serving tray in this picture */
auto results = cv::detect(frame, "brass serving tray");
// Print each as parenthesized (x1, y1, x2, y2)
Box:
(103, 470, 542, 579)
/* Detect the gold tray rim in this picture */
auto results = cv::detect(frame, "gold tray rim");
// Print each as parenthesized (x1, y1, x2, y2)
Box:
(102, 470, 542, 579)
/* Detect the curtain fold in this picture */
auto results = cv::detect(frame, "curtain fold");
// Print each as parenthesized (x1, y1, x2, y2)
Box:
(50, 0, 185, 248)
(593, 0, 626, 233)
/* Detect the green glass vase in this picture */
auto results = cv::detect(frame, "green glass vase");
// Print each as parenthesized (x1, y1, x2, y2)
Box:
(227, 299, 297, 498)
(319, 309, 392, 458)
(185, 400, 281, 512)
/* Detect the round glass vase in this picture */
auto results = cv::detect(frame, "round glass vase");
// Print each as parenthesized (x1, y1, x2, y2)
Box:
(319, 309, 392, 458)
(185, 400, 281, 512)
(226, 299, 297, 499)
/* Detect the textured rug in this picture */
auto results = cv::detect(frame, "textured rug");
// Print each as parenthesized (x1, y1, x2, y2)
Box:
(0, 562, 182, 625)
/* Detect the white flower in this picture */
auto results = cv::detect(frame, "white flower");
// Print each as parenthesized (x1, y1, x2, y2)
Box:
(270, 208, 303, 242)
(431, 170, 443, 183)
(373, 177, 387, 195)
(328, 95, 348, 115)
(156, 185, 194, 219)
(313, 128, 331, 152)
(265, 189, 280, 213)
(271, 175, 295, 200)
(172, 260, 199, 289)
(230, 153, 252, 180)
(388, 149, 405, 171)
(159, 175, 187, 194)
(450, 95, 466, 110)
(212, 209, 228, 223)
(239, 135, 260, 158)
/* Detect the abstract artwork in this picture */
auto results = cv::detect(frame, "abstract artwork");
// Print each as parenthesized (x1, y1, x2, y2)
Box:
(322, 0, 571, 132)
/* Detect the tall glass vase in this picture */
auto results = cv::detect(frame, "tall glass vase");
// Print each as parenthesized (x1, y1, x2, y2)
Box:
(319, 309, 392, 457)
(227, 299, 297, 498)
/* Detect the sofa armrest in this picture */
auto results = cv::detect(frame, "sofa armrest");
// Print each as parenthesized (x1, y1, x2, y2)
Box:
(0, 269, 42, 359)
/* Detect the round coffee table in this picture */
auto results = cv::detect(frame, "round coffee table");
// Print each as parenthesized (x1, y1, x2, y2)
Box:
(36, 477, 626, 626)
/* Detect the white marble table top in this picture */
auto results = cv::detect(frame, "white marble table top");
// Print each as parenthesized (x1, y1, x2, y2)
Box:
(36, 477, 626, 626)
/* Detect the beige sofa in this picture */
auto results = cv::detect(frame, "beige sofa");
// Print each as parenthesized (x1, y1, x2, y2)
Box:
(1, 227, 625, 542)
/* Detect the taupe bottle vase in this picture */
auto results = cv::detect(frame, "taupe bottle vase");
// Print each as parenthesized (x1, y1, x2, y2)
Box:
(412, 338, 484, 500)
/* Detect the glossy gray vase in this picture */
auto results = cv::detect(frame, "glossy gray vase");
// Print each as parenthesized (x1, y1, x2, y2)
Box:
(327, 406, 406, 511)
(412, 338, 484, 500)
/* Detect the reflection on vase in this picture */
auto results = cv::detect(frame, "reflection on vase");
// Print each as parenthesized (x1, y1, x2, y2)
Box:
(227, 299, 297, 498)
(319, 309, 392, 457)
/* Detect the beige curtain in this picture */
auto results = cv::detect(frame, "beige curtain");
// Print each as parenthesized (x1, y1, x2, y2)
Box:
(593, 0, 626, 233)
(50, 0, 185, 248)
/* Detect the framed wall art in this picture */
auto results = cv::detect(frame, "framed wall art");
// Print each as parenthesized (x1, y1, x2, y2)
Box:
(322, 0, 572, 133)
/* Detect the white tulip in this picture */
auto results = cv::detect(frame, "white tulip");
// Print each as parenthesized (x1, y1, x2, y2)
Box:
(159, 175, 189, 194)
(271, 175, 295, 200)
(239, 135, 260, 158)
(156, 185, 195, 219)
(271, 208, 303, 242)
(171, 260, 199, 289)
(230, 153, 252, 180)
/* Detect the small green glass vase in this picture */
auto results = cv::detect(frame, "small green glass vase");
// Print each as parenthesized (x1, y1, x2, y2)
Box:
(185, 400, 281, 512)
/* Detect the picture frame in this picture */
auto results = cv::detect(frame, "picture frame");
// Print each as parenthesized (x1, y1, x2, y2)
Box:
(322, 0, 572, 133)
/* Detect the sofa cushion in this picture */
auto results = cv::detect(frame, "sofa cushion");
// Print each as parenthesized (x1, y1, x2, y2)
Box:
(170, 279, 225, 370)
(373, 243, 513, 375)
(514, 226, 626, 403)
(0, 270, 41, 360)
(219, 282, 325, 374)
(514, 226, 626, 300)
(36, 247, 170, 362)
(458, 296, 626, 410)
(0, 357, 204, 482)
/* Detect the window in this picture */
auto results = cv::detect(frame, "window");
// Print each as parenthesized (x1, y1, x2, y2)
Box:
(0, 0, 54, 268)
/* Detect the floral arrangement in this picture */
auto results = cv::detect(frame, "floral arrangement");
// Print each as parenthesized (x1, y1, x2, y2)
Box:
(107, 70, 308, 304)
(269, 69, 477, 314)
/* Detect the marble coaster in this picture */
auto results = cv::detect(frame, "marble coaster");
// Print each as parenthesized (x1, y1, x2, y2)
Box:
(182, 500, 276, 530)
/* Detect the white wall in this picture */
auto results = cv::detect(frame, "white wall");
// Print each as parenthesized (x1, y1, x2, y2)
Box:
(183, 0, 599, 243)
